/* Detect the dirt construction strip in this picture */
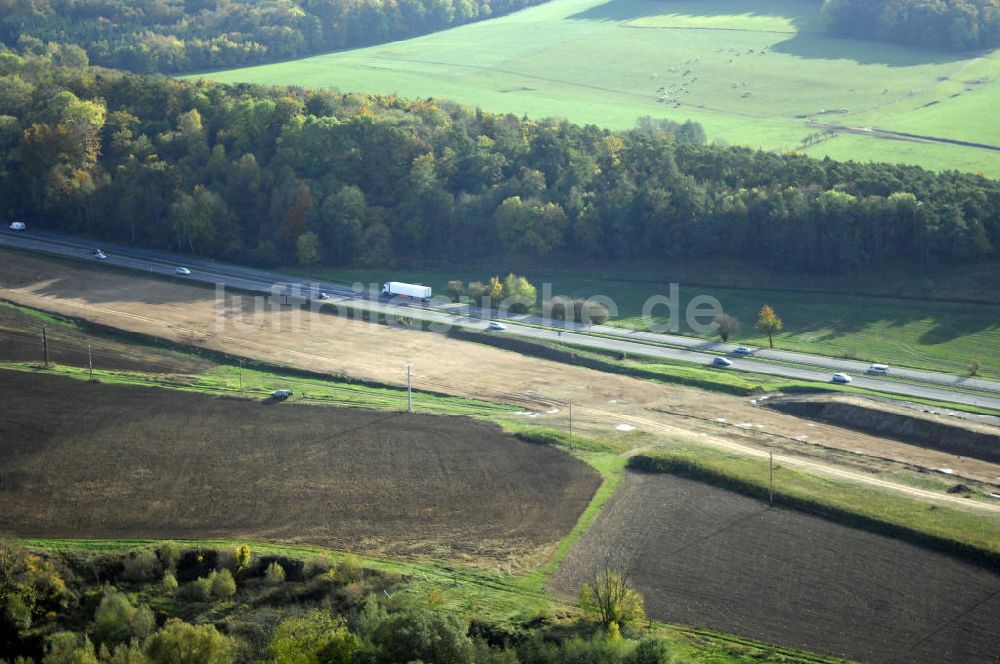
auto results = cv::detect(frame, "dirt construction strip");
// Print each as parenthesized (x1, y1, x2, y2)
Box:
(549, 471, 1000, 664)
(2, 249, 999, 508)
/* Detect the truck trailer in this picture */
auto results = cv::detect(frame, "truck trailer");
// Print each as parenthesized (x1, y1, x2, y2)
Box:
(381, 282, 431, 302)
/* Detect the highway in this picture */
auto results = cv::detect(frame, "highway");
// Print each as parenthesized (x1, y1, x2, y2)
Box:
(2, 227, 999, 413)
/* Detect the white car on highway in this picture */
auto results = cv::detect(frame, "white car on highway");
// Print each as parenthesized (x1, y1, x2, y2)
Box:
(832, 372, 852, 384)
(175, 267, 191, 275)
(487, 321, 507, 331)
(93, 249, 107, 260)
(713, 356, 733, 367)
(733, 346, 753, 355)
(317, 291, 330, 300)
(8, 221, 26, 231)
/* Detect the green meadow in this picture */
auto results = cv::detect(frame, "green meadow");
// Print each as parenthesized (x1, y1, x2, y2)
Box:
(193, 0, 1000, 175)
(305, 264, 1000, 379)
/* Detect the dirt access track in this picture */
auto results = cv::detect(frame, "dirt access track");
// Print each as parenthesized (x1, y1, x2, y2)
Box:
(0, 370, 599, 568)
(550, 471, 1000, 664)
(2, 248, 999, 498)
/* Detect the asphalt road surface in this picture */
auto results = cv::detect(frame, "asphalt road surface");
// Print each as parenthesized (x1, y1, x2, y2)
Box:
(2, 228, 998, 413)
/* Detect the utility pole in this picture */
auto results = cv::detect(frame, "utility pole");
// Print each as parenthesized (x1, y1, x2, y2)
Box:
(42, 324, 49, 367)
(769, 452, 774, 507)
(406, 363, 413, 413)
(569, 402, 573, 450)
(238, 359, 244, 397)
(88, 343, 93, 382)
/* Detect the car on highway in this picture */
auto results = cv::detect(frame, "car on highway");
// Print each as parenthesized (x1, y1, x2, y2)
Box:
(8, 221, 26, 231)
(866, 363, 890, 376)
(832, 372, 852, 384)
(93, 249, 107, 260)
(487, 321, 507, 331)
(732, 346, 753, 355)
(175, 267, 191, 275)
(713, 356, 733, 367)
(317, 291, 330, 300)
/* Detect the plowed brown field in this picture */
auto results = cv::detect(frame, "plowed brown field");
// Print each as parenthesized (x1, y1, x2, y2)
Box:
(0, 370, 600, 568)
(549, 471, 1000, 664)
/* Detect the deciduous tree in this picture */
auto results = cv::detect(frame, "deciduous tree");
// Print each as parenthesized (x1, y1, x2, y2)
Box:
(756, 305, 783, 349)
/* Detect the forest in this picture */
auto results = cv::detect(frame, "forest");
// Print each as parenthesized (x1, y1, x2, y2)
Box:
(0, 0, 545, 74)
(1, 52, 997, 275)
(2, 0, 999, 78)
(820, 0, 1000, 51)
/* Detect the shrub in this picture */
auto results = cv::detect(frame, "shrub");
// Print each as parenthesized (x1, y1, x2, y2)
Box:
(264, 562, 285, 586)
(156, 542, 180, 572)
(303, 557, 332, 578)
(121, 550, 162, 584)
(267, 611, 359, 664)
(334, 555, 363, 584)
(234, 545, 251, 573)
(209, 570, 236, 600)
(43, 631, 99, 664)
(472, 637, 520, 664)
(91, 589, 155, 647)
(345, 594, 387, 637)
(182, 577, 212, 602)
(144, 619, 235, 664)
(626, 637, 673, 664)
(98, 640, 149, 664)
(372, 608, 473, 664)
(162, 572, 178, 593)
(558, 635, 627, 664)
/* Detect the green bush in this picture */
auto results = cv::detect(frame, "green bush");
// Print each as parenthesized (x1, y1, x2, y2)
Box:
(234, 545, 252, 574)
(156, 543, 180, 572)
(144, 619, 235, 664)
(334, 555, 363, 584)
(182, 577, 213, 602)
(372, 608, 473, 664)
(97, 640, 149, 664)
(303, 557, 333, 578)
(626, 637, 673, 664)
(209, 570, 236, 600)
(42, 631, 99, 664)
(121, 550, 162, 584)
(264, 562, 286, 586)
(267, 611, 360, 664)
(91, 589, 155, 647)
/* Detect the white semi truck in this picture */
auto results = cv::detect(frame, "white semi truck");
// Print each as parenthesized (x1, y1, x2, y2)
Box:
(381, 281, 431, 303)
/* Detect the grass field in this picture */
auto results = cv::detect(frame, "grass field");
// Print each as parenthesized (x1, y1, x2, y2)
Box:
(193, 0, 1000, 175)
(301, 264, 1000, 379)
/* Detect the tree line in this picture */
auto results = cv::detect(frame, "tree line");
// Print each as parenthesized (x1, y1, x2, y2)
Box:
(1, 54, 998, 276)
(820, 0, 1000, 51)
(0, 0, 546, 75)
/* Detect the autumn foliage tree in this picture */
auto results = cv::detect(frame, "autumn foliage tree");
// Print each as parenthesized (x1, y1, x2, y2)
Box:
(756, 305, 783, 349)
(579, 563, 645, 629)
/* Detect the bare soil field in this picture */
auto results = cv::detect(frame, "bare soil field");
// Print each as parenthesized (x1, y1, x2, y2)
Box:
(549, 471, 1000, 664)
(0, 370, 600, 568)
(0, 301, 212, 374)
(2, 248, 999, 496)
